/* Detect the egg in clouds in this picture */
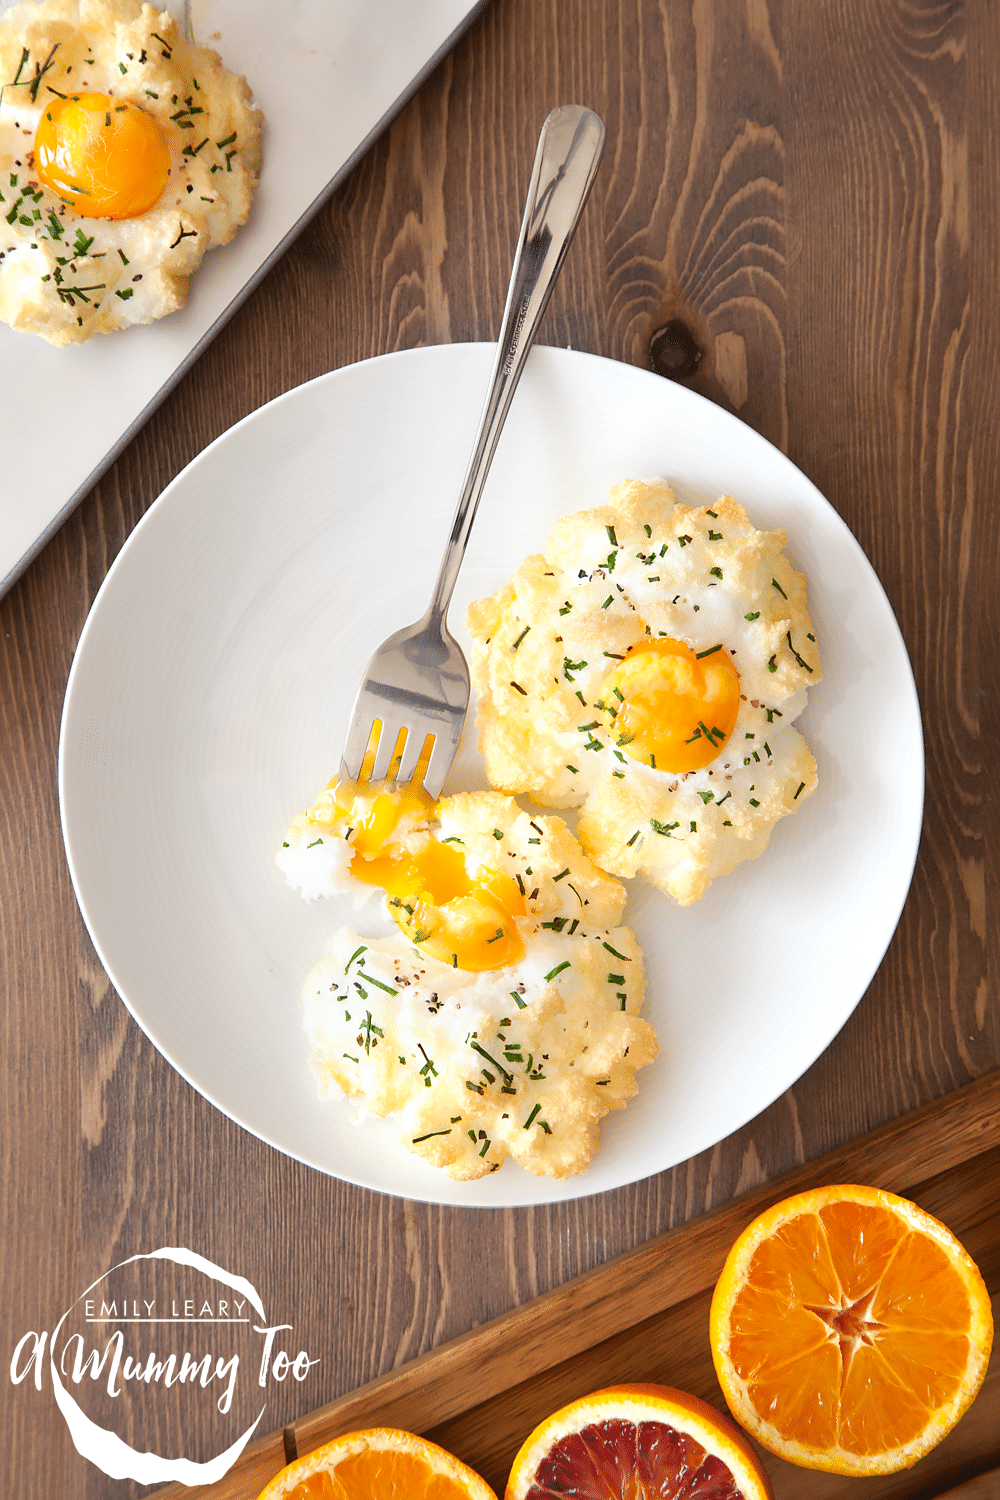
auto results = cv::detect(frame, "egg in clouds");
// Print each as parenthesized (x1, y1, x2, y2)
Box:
(278, 784, 657, 1180)
(467, 479, 822, 906)
(0, 0, 261, 344)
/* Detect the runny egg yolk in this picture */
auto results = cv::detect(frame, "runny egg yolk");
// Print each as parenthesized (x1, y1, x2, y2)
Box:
(598, 637, 741, 772)
(34, 94, 171, 219)
(332, 780, 526, 972)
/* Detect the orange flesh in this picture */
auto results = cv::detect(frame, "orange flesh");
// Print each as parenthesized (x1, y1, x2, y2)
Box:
(333, 781, 525, 972)
(35, 93, 170, 218)
(727, 1200, 975, 1456)
(285, 1451, 479, 1498)
(521, 1418, 744, 1499)
(598, 638, 740, 772)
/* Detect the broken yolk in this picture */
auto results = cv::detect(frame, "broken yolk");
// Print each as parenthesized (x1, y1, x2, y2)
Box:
(35, 93, 171, 219)
(333, 780, 526, 972)
(598, 637, 741, 772)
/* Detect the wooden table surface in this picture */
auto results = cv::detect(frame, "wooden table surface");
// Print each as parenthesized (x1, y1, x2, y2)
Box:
(2, 2, 997, 1495)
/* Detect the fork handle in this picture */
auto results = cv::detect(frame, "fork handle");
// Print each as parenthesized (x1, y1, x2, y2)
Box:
(424, 104, 606, 627)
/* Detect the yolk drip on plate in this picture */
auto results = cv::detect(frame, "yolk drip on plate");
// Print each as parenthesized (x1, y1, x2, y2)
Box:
(35, 94, 171, 218)
(598, 636, 741, 772)
(334, 780, 526, 972)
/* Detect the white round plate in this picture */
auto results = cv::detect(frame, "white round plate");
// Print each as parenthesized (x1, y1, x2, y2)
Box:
(59, 345, 923, 1207)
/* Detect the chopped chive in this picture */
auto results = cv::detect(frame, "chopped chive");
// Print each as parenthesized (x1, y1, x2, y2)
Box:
(697, 789, 715, 804)
(510, 680, 527, 695)
(607, 973, 625, 984)
(566, 765, 579, 773)
(771, 577, 788, 599)
(794, 781, 806, 799)
(510, 990, 527, 1009)
(695, 643, 723, 659)
(411, 1129, 451, 1143)
(544, 960, 571, 983)
(511, 624, 530, 651)
(364, 975, 398, 996)
(601, 595, 613, 609)
(626, 830, 641, 847)
(744, 610, 760, 621)
(523, 1104, 542, 1129)
(606, 524, 618, 545)
(786, 631, 814, 672)
(749, 797, 760, 807)
(603, 941, 631, 961)
(553, 868, 570, 882)
(470, 1040, 512, 1083)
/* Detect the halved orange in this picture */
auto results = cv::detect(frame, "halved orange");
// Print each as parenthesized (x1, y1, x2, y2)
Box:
(258, 1427, 498, 1500)
(710, 1184, 994, 1476)
(505, 1383, 773, 1499)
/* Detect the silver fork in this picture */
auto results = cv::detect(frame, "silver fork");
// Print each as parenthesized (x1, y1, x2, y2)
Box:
(338, 104, 606, 799)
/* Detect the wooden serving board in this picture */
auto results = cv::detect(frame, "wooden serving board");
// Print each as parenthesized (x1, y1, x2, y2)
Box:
(154, 1071, 1000, 1500)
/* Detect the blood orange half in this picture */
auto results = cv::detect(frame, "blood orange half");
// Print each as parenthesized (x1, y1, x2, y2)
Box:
(505, 1384, 772, 1499)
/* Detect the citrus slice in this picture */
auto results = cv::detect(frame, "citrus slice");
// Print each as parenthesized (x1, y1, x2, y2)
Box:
(710, 1184, 994, 1476)
(258, 1427, 498, 1500)
(505, 1384, 773, 1499)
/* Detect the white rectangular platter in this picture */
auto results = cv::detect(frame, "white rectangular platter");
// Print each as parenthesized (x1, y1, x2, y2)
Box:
(0, 0, 485, 596)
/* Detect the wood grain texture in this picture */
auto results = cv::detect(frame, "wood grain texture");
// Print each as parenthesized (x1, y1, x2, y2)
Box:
(148, 1081, 1000, 1500)
(2, 1, 998, 1495)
